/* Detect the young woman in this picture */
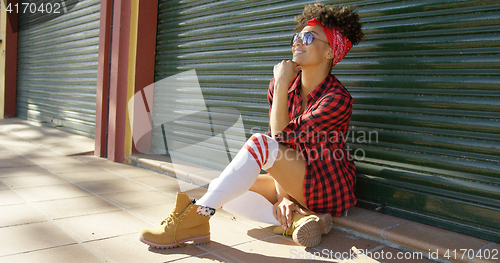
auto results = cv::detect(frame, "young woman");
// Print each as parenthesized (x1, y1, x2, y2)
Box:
(139, 3, 364, 248)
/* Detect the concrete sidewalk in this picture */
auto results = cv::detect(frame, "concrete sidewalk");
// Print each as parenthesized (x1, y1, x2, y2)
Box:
(0, 118, 434, 262)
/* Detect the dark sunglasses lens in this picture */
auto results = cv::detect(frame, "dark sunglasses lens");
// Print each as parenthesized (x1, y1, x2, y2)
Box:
(303, 32, 313, 45)
(291, 32, 314, 46)
(291, 34, 299, 46)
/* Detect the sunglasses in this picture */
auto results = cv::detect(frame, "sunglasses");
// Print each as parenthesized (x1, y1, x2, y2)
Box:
(291, 32, 330, 46)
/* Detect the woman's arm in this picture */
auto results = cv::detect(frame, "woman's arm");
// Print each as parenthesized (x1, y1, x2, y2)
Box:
(270, 81, 290, 137)
(273, 179, 307, 229)
(275, 179, 288, 201)
(270, 60, 301, 137)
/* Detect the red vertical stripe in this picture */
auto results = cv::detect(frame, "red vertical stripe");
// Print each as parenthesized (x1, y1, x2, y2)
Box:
(95, 0, 113, 157)
(244, 144, 262, 169)
(261, 135, 269, 166)
(4, 1, 19, 118)
(251, 136, 264, 167)
(132, 0, 158, 154)
(107, 0, 131, 162)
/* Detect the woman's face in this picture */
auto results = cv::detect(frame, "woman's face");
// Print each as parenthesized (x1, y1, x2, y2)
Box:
(292, 24, 332, 68)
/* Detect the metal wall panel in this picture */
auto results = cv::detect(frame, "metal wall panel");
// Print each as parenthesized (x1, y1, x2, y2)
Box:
(16, 0, 101, 137)
(154, 0, 500, 241)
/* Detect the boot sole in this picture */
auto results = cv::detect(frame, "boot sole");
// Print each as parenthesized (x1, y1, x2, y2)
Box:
(292, 220, 322, 247)
(318, 213, 333, 235)
(139, 233, 210, 249)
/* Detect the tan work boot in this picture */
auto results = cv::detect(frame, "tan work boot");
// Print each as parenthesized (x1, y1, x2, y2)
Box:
(139, 192, 211, 249)
(273, 212, 332, 247)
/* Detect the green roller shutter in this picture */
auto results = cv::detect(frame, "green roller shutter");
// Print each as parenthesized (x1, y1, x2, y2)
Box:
(154, 0, 500, 241)
(16, 0, 101, 137)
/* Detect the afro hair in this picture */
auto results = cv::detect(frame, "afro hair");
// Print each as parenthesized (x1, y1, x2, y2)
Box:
(294, 3, 364, 46)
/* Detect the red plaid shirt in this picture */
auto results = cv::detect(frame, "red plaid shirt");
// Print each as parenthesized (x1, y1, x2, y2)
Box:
(267, 73, 356, 216)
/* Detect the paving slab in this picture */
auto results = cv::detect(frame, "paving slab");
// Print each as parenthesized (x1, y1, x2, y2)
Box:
(0, 244, 103, 263)
(34, 196, 121, 219)
(0, 203, 47, 227)
(0, 221, 77, 257)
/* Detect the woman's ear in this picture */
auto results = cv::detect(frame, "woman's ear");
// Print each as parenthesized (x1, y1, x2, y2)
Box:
(325, 49, 334, 60)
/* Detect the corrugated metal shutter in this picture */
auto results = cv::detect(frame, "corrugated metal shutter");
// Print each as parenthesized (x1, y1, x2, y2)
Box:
(16, 0, 101, 137)
(154, 0, 500, 241)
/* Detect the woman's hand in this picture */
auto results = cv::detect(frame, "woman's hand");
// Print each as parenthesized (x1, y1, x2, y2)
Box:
(273, 60, 302, 88)
(273, 197, 307, 230)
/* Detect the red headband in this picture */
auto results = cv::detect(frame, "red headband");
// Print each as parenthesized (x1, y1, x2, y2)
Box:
(307, 18, 352, 67)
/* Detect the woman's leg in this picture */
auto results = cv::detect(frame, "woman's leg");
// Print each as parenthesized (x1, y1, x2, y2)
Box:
(265, 143, 307, 208)
(140, 133, 315, 248)
(249, 174, 278, 204)
(195, 133, 280, 208)
(196, 133, 307, 210)
(220, 174, 279, 225)
(222, 190, 281, 225)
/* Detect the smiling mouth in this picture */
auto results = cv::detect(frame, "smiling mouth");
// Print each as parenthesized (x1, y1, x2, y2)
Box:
(293, 50, 304, 55)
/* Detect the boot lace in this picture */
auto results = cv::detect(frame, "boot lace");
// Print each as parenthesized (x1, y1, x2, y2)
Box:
(160, 212, 187, 247)
(160, 212, 181, 226)
(283, 223, 296, 237)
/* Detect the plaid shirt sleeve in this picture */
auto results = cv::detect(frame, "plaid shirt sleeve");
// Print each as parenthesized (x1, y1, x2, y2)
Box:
(267, 78, 353, 145)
